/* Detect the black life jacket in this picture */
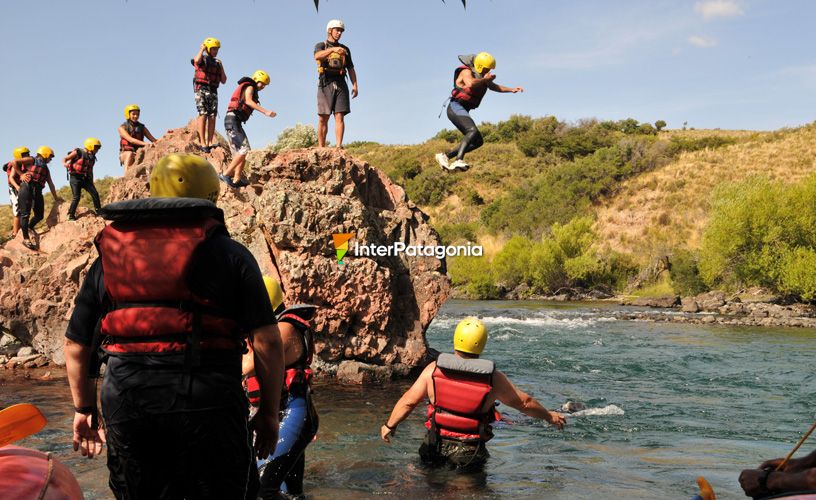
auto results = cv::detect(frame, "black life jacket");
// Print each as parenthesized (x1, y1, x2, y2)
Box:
(192, 53, 222, 90)
(227, 78, 259, 122)
(94, 198, 243, 358)
(67, 149, 95, 177)
(450, 55, 488, 110)
(426, 353, 496, 442)
(27, 157, 50, 188)
(120, 121, 145, 152)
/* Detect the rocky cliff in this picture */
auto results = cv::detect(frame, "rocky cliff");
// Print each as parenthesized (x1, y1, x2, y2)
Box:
(0, 122, 450, 381)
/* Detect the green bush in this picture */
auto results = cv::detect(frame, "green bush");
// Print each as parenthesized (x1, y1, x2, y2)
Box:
(405, 168, 453, 205)
(272, 124, 318, 151)
(655, 120, 667, 131)
(432, 129, 460, 143)
(669, 249, 709, 296)
(780, 248, 816, 301)
(436, 222, 478, 245)
(491, 235, 533, 289)
(448, 255, 499, 299)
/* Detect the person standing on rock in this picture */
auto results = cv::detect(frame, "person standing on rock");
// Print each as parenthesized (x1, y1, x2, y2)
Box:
(3, 147, 32, 240)
(242, 277, 319, 500)
(64, 153, 285, 499)
(314, 19, 358, 149)
(381, 317, 565, 469)
(192, 37, 227, 152)
(220, 70, 276, 188)
(434, 53, 524, 172)
(9, 146, 61, 250)
(63, 138, 103, 221)
(118, 104, 158, 168)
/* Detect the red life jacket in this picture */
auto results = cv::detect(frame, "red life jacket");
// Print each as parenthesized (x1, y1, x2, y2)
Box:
(227, 78, 259, 122)
(27, 158, 50, 188)
(95, 199, 243, 356)
(67, 149, 95, 177)
(450, 65, 488, 110)
(192, 55, 222, 90)
(120, 121, 145, 152)
(425, 353, 495, 442)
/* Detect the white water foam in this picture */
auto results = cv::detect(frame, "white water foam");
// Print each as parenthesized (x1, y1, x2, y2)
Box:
(566, 404, 625, 417)
(432, 314, 611, 331)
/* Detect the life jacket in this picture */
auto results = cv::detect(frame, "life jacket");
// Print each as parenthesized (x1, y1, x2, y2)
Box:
(227, 78, 259, 123)
(450, 54, 489, 110)
(317, 41, 347, 78)
(26, 157, 50, 189)
(120, 121, 145, 152)
(192, 53, 222, 90)
(94, 198, 243, 357)
(425, 353, 496, 442)
(66, 149, 95, 177)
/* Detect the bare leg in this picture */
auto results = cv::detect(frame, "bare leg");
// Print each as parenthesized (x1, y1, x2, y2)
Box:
(317, 114, 330, 147)
(207, 116, 218, 147)
(12, 216, 20, 238)
(224, 154, 247, 182)
(334, 112, 345, 148)
(120, 152, 135, 168)
(196, 115, 206, 146)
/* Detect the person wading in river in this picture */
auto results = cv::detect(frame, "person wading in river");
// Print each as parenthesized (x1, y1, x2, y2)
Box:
(380, 317, 565, 469)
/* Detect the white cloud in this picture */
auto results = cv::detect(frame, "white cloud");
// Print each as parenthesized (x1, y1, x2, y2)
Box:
(688, 35, 718, 48)
(694, 0, 744, 20)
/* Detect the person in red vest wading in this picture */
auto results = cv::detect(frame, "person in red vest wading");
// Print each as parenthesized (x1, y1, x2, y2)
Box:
(381, 317, 565, 470)
(64, 153, 285, 499)
(435, 52, 524, 172)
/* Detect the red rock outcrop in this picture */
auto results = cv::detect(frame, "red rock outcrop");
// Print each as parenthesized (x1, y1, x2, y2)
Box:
(0, 122, 450, 378)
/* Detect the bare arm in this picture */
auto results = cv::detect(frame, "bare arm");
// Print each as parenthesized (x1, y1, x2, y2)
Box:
(349, 67, 358, 98)
(218, 61, 227, 84)
(63, 150, 78, 167)
(488, 81, 524, 93)
(118, 126, 148, 147)
(248, 324, 284, 458)
(244, 86, 276, 117)
(193, 45, 205, 65)
(10, 157, 33, 183)
(46, 171, 60, 200)
(314, 45, 346, 61)
(381, 363, 434, 443)
(492, 371, 565, 429)
(459, 68, 495, 90)
(143, 127, 158, 143)
(64, 338, 105, 457)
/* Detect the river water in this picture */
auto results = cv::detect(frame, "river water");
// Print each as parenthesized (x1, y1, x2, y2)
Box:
(2, 300, 815, 499)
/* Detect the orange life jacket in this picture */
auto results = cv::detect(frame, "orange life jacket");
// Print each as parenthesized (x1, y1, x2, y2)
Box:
(227, 78, 259, 122)
(67, 149, 95, 177)
(192, 54, 222, 90)
(450, 65, 489, 111)
(120, 121, 145, 152)
(26, 158, 50, 188)
(425, 353, 495, 441)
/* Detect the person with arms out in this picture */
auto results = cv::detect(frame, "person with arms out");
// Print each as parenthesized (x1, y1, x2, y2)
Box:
(192, 37, 227, 152)
(381, 317, 565, 469)
(118, 104, 158, 168)
(10, 146, 61, 250)
(64, 154, 285, 499)
(314, 19, 358, 149)
(739, 449, 816, 498)
(63, 137, 102, 221)
(435, 52, 524, 172)
(220, 70, 276, 188)
(3, 146, 33, 240)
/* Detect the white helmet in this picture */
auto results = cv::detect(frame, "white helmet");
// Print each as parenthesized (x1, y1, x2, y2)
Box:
(326, 19, 345, 32)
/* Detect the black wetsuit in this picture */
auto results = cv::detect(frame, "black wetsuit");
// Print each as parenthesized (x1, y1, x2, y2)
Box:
(67, 150, 101, 219)
(445, 100, 484, 161)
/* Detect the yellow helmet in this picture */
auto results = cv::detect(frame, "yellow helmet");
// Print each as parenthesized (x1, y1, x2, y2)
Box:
(84, 137, 102, 151)
(263, 276, 285, 313)
(149, 154, 220, 202)
(124, 104, 140, 120)
(36, 146, 54, 159)
(203, 37, 221, 54)
(473, 52, 496, 75)
(453, 317, 488, 355)
(12, 147, 30, 159)
(252, 70, 270, 86)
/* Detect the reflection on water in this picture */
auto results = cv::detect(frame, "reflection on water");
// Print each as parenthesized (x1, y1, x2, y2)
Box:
(2, 300, 816, 499)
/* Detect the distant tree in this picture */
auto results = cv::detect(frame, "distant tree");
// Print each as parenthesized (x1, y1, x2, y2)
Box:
(638, 123, 657, 136)
(682, 121, 688, 130)
(655, 120, 667, 131)
(618, 118, 640, 135)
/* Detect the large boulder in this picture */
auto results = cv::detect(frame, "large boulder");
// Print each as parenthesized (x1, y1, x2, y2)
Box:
(0, 122, 450, 376)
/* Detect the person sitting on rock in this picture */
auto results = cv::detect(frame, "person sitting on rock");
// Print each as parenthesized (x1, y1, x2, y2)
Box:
(739, 449, 816, 498)
(380, 317, 565, 470)
(118, 104, 158, 168)
(63, 138, 103, 221)
(243, 277, 319, 500)
(3, 146, 32, 240)
(192, 37, 227, 152)
(9, 146, 62, 250)
(220, 70, 276, 188)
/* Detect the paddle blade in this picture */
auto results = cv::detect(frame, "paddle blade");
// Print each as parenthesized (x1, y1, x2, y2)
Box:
(0, 404, 47, 447)
(696, 476, 717, 500)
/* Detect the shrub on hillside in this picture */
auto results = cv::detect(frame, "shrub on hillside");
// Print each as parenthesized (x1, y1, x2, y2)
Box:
(669, 249, 708, 296)
(432, 129, 460, 143)
(448, 255, 500, 299)
(405, 168, 453, 205)
(780, 248, 816, 301)
(272, 124, 318, 151)
(436, 222, 478, 245)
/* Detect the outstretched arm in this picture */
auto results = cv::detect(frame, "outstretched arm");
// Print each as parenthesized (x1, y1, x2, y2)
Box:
(244, 87, 276, 118)
(381, 363, 434, 443)
(492, 371, 565, 429)
(143, 127, 158, 143)
(488, 81, 524, 93)
(118, 126, 148, 147)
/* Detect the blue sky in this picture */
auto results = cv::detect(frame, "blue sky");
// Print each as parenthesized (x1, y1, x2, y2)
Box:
(2, 0, 815, 204)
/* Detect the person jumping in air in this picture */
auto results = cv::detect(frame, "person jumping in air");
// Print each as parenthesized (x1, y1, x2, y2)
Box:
(63, 138, 103, 221)
(314, 19, 358, 148)
(436, 52, 524, 172)
(220, 70, 276, 188)
(118, 104, 158, 168)
(10, 146, 62, 250)
(192, 37, 227, 152)
(381, 318, 564, 470)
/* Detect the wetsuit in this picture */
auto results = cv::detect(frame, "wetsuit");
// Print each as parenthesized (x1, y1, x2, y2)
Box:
(66, 148, 101, 219)
(66, 198, 276, 499)
(18, 157, 50, 241)
(445, 56, 490, 162)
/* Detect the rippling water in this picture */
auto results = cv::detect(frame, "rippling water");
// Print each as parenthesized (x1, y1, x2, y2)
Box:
(3, 300, 815, 499)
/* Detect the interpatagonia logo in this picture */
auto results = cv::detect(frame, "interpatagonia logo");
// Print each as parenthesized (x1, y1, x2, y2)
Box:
(332, 233, 355, 265)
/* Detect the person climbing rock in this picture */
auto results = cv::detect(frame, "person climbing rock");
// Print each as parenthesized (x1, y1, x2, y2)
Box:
(221, 70, 276, 188)
(10, 146, 61, 250)
(64, 153, 285, 499)
(3, 146, 32, 240)
(314, 19, 358, 148)
(118, 104, 158, 168)
(192, 37, 227, 152)
(381, 317, 564, 470)
(435, 52, 524, 172)
(63, 138, 102, 221)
